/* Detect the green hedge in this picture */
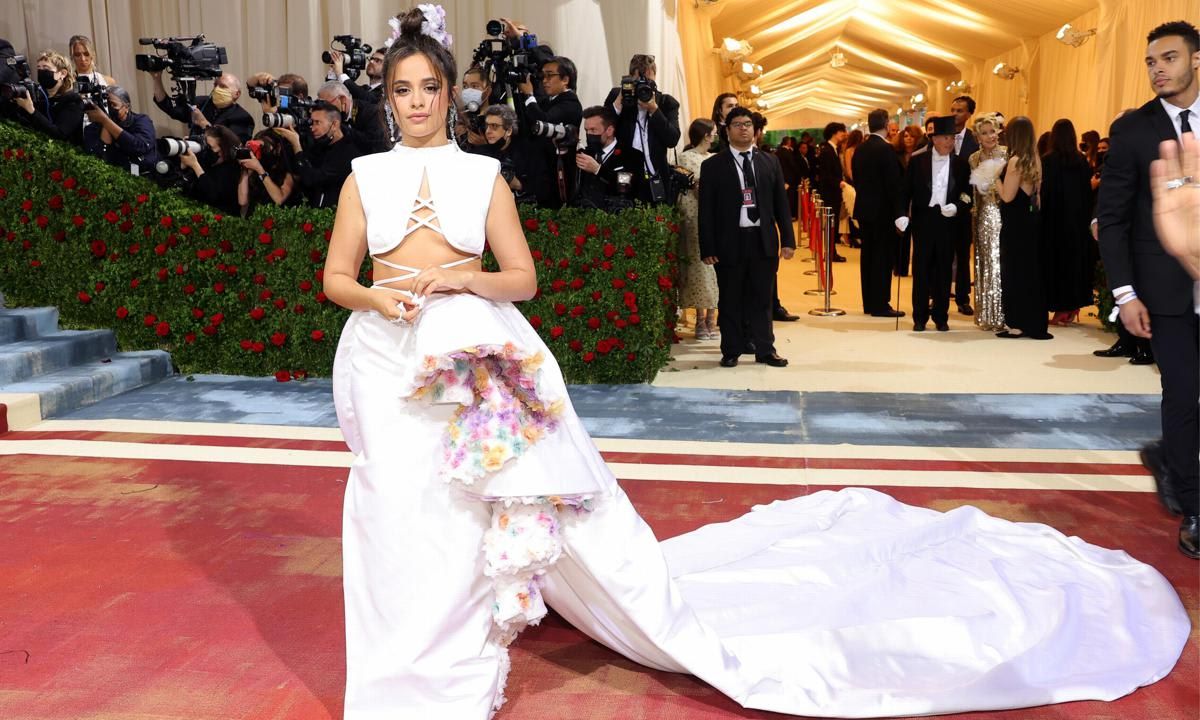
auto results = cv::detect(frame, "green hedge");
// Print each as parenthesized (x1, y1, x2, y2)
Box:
(0, 122, 679, 383)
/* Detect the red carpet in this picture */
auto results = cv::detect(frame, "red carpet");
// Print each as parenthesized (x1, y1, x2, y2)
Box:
(0, 453, 1196, 720)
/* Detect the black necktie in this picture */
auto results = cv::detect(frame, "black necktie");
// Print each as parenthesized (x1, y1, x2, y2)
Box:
(1180, 110, 1192, 136)
(740, 151, 759, 223)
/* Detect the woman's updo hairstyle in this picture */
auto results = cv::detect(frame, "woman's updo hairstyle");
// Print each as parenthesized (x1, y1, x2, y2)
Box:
(381, 7, 458, 141)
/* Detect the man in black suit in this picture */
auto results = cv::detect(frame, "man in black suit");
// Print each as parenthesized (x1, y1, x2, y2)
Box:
(853, 108, 907, 317)
(575, 105, 647, 206)
(516, 56, 583, 207)
(816, 122, 848, 262)
(899, 116, 971, 332)
(950, 95, 979, 314)
(1098, 20, 1200, 558)
(603, 54, 681, 204)
(699, 107, 796, 368)
(150, 70, 254, 143)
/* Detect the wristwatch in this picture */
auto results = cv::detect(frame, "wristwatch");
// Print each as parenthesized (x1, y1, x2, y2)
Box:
(258, 173, 269, 183)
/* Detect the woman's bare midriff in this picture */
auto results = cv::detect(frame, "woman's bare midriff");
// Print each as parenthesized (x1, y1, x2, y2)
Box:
(372, 226, 481, 295)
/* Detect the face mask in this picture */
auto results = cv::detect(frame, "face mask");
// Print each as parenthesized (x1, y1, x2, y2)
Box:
(312, 131, 332, 146)
(210, 86, 234, 108)
(37, 69, 58, 90)
(585, 133, 604, 155)
(461, 88, 484, 113)
(107, 107, 125, 125)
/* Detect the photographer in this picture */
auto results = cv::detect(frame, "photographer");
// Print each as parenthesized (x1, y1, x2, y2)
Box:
(459, 64, 491, 147)
(178, 125, 241, 215)
(575, 105, 648, 207)
(515, 55, 582, 208)
(316, 81, 388, 154)
(275, 100, 362, 209)
(237, 129, 297, 215)
(151, 70, 253, 143)
(82, 86, 157, 172)
(11, 51, 84, 145)
(248, 72, 309, 114)
(468, 104, 536, 203)
(603, 54, 682, 204)
(327, 46, 384, 105)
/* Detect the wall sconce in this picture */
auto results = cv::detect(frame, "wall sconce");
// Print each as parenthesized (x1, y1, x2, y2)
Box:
(1056, 23, 1096, 48)
(909, 92, 927, 110)
(720, 37, 751, 63)
(754, 98, 770, 110)
(992, 62, 1019, 80)
(748, 84, 762, 97)
(738, 61, 763, 80)
(830, 46, 847, 69)
(945, 79, 973, 95)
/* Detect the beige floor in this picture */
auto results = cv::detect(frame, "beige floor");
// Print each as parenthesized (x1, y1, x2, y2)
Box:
(659, 239, 1161, 395)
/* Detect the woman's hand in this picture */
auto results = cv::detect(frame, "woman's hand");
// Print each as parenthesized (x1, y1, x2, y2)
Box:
(14, 93, 34, 114)
(179, 151, 201, 172)
(239, 157, 265, 175)
(273, 127, 302, 153)
(369, 289, 421, 324)
(411, 266, 474, 298)
(1150, 133, 1200, 280)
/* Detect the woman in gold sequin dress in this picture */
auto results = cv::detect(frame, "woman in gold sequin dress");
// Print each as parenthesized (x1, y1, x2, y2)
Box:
(968, 114, 1008, 330)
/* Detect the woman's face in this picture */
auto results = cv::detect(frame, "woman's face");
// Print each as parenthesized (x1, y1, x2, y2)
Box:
(205, 135, 222, 157)
(388, 53, 453, 143)
(902, 132, 915, 150)
(977, 122, 999, 150)
(71, 43, 93, 73)
(484, 115, 510, 145)
(36, 60, 65, 90)
(1097, 140, 1109, 153)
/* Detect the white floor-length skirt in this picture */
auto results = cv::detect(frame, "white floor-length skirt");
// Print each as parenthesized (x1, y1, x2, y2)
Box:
(334, 293, 1190, 719)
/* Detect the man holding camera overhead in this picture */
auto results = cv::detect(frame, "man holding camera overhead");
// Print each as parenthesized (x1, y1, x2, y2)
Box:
(603, 54, 682, 204)
(515, 55, 582, 208)
(150, 69, 253, 143)
(325, 46, 389, 152)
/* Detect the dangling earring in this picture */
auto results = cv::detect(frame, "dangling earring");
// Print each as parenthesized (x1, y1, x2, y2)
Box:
(447, 103, 458, 140)
(384, 103, 399, 143)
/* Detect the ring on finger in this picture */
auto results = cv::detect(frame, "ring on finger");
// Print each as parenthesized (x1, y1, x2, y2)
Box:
(1165, 175, 1194, 190)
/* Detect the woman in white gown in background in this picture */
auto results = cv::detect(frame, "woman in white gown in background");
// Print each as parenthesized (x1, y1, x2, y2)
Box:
(325, 8, 1189, 720)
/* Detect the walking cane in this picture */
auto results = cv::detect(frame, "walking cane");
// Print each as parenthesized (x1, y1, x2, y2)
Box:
(810, 205, 845, 317)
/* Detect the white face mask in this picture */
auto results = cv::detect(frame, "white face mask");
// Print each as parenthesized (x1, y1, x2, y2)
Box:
(461, 87, 484, 113)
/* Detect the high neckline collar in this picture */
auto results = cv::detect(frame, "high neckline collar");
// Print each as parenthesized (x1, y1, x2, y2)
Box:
(392, 141, 459, 154)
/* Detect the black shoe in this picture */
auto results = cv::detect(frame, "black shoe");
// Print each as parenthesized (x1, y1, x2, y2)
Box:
(1093, 340, 1134, 358)
(755, 354, 789, 367)
(1129, 347, 1155, 365)
(1180, 516, 1199, 559)
(935, 322, 950, 332)
(957, 303, 974, 316)
(719, 355, 739, 368)
(1140, 441, 1183, 515)
(870, 307, 905, 318)
(913, 322, 927, 332)
(831, 253, 847, 263)
(773, 308, 800, 322)
(742, 341, 757, 355)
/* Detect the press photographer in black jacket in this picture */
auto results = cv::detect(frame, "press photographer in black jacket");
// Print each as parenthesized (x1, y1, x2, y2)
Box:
(603, 53, 681, 204)
(274, 100, 363, 209)
(515, 56, 582, 208)
(178, 125, 241, 215)
(11, 51, 84, 145)
(82, 86, 158, 173)
(467, 104, 538, 205)
(151, 70, 254, 143)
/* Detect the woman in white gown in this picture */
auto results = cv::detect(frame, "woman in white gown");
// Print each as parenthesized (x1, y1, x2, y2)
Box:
(326, 9, 1189, 719)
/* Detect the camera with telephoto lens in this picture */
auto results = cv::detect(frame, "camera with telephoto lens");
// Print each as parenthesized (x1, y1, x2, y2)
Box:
(470, 21, 554, 101)
(74, 76, 110, 114)
(247, 81, 276, 104)
(530, 121, 577, 147)
(262, 86, 313, 130)
(322, 35, 372, 81)
(157, 136, 204, 158)
(0, 55, 36, 101)
(620, 74, 656, 105)
(135, 35, 228, 105)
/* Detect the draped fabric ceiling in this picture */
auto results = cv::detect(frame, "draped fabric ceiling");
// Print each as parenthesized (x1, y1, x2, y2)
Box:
(679, 0, 1200, 135)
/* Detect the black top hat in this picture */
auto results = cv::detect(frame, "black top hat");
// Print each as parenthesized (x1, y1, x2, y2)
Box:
(928, 116, 958, 137)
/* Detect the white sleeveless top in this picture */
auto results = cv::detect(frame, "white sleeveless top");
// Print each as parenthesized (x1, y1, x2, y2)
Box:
(351, 142, 500, 259)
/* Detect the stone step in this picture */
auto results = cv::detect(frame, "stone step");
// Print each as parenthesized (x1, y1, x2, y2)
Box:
(0, 330, 118, 386)
(0, 350, 173, 421)
(0, 307, 60, 343)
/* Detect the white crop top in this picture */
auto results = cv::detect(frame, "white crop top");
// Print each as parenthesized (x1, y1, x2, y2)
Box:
(351, 142, 500, 259)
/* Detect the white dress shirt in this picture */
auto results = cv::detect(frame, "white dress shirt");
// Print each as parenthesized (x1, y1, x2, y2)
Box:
(631, 107, 656, 176)
(954, 127, 967, 155)
(1160, 96, 1200, 141)
(930, 150, 951, 207)
(729, 145, 761, 228)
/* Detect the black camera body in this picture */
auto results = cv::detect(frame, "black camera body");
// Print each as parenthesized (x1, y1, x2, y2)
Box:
(530, 120, 577, 153)
(0, 55, 36, 102)
(471, 21, 554, 101)
(262, 88, 313, 131)
(621, 75, 656, 105)
(322, 35, 372, 81)
(136, 35, 228, 105)
(75, 76, 110, 114)
(247, 81, 276, 104)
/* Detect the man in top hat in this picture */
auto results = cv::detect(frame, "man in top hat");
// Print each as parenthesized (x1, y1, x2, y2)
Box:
(898, 115, 972, 331)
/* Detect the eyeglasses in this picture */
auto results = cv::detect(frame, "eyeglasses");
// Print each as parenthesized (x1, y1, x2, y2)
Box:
(485, 122, 506, 131)
(542, 72, 561, 79)
(728, 121, 754, 130)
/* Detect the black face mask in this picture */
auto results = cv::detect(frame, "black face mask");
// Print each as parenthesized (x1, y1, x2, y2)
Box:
(312, 131, 333, 147)
(107, 107, 126, 126)
(1096, 151, 1107, 167)
(585, 133, 604, 156)
(37, 69, 58, 91)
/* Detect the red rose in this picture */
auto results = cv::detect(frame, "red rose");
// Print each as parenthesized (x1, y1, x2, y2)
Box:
(200, 325, 217, 336)
(569, 339, 583, 352)
(315, 269, 324, 282)
(602, 227, 612, 238)
(155, 321, 170, 337)
(557, 259, 569, 269)
(0, 188, 6, 199)
(629, 314, 641, 324)
(105, 210, 119, 223)
(658, 276, 673, 289)
(309, 250, 323, 263)
(570, 278, 584, 290)
(29, 259, 40, 267)
(184, 333, 196, 344)
(254, 274, 266, 285)
(611, 279, 626, 289)
(302, 222, 314, 234)
(571, 305, 584, 317)
(550, 325, 564, 339)
(275, 370, 291, 383)
(160, 216, 173, 228)
(263, 218, 275, 230)
(249, 307, 266, 320)
(154, 243, 167, 256)
(624, 245, 636, 258)
(259, 289, 273, 300)
(574, 235, 586, 247)
(600, 260, 613, 271)
(591, 291, 602, 301)
(118, 220, 133, 233)
(311, 330, 325, 341)
(199, 226, 210, 237)
(94, 282, 105, 292)
(135, 193, 147, 203)
(174, 265, 184, 275)
(183, 284, 196, 295)
(531, 249, 543, 260)
(259, 233, 272, 245)
(603, 243, 616, 258)
(315, 292, 328, 303)
(551, 279, 567, 292)
(554, 303, 567, 316)
(629, 226, 639, 235)
(130, 278, 141, 289)
(252, 342, 265, 353)
(614, 319, 627, 329)
(240, 339, 254, 351)
(210, 313, 224, 326)
(128, 243, 140, 255)
(20, 199, 32, 211)
(626, 271, 639, 280)
(529, 315, 543, 329)
(323, 229, 332, 241)
(299, 280, 313, 291)
(587, 317, 601, 330)
(627, 352, 637, 362)
(156, 268, 169, 281)
(583, 352, 596, 362)
(143, 314, 157, 327)
(523, 218, 539, 231)
(271, 332, 287, 347)
(50, 169, 64, 182)
(273, 298, 287, 310)
(77, 291, 91, 303)
(90, 240, 107, 258)
(605, 310, 619, 321)
(213, 282, 225, 293)
(35, 216, 48, 228)
(48, 195, 63, 210)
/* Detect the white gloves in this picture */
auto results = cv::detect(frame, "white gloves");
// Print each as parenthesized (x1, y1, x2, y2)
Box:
(894, 217, 910, 232)
(940, 204, 958, 218)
